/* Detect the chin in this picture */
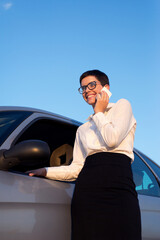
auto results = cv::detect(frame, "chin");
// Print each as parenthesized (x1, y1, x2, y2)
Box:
(87, 99, 95, 105)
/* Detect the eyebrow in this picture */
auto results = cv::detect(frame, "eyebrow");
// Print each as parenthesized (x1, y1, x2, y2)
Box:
(81, 81, 98, 87)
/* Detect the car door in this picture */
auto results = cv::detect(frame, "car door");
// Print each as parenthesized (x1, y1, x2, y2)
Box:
(132, 152, 160, 240)
(0, 116, 77, 240)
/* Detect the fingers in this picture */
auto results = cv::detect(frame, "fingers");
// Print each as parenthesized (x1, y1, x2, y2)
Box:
(97, 91, 108, 102)
(26, 170, 37, 176)
(28, 172, 35, 177)
(94, 91, 109, 114)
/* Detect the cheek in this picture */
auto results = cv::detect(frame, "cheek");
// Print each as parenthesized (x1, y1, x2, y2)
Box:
(82, 94, 87, 102)
(97, 86, 103, 93)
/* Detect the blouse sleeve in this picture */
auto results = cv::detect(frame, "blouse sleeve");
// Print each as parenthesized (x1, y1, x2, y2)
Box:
(46, 129, 85, 181)
(92, 99, 136, 148)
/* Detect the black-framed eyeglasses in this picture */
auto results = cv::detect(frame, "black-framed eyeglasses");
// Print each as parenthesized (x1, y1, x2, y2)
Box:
(78, 81, 101, 94)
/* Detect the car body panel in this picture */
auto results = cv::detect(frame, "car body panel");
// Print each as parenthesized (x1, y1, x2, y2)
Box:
(0, 170, 74, 240)
(139, 195, 160, 239)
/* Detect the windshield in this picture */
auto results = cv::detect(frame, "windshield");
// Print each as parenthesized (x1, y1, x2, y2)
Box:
(0, 111, 32, 146)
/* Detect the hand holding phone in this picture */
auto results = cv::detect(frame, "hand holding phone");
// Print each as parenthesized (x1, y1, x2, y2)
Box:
(94, 86, 111, 114)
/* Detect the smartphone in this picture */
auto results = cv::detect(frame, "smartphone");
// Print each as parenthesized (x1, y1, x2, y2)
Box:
(101, 86, 112, 98)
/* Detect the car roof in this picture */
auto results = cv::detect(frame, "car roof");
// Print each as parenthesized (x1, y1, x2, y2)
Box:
(0, 106, 82, 126)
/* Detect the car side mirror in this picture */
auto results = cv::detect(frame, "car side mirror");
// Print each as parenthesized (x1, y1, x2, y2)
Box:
(0, 140, 50, 170)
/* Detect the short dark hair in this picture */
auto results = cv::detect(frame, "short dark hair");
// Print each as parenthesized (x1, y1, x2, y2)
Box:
(80, 69, 110, 86)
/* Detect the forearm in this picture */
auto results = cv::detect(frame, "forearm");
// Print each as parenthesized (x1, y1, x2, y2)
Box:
(46, 163, 83, 181)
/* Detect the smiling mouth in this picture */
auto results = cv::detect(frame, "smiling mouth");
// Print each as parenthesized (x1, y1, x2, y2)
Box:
(87, 95, 95, 100)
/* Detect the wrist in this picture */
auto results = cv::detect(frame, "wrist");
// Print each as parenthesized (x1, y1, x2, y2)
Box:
(94, 110, 104, 114)
(41, 168, 47, 177)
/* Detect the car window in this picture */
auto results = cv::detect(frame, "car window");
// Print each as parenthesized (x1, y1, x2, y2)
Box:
(0, 111, 32, 146)
(132, 153, 160, 197)
(11, 118, 78, 172)
(136, 150, 160, 178)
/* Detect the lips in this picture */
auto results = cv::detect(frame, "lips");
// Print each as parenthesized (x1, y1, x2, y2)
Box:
(85, 94, 96, 104)
(87, 94, 95, 99)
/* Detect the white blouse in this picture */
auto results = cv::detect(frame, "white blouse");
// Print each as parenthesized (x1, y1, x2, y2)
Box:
(46, 99, 136, 181)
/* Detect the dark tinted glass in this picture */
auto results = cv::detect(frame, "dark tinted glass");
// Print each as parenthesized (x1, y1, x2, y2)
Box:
(0, 111, 32, 146)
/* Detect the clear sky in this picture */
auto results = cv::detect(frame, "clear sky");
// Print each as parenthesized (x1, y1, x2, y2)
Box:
(0, 0, 160, 165)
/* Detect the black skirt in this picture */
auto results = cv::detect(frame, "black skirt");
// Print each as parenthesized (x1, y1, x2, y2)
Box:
(71, 152, 141, 240)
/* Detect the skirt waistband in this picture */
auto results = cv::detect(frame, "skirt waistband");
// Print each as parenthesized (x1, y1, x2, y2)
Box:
(85, 152, 131, 168)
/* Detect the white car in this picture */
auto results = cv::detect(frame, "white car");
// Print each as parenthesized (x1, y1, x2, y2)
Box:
(0, 107, 160, 240)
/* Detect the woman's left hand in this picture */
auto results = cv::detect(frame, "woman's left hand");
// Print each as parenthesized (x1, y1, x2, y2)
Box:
(26, 168, 47, 177)
(94, 91, 109, 114)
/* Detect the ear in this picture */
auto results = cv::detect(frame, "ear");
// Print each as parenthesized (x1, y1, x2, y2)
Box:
(105, 84, 110, 90)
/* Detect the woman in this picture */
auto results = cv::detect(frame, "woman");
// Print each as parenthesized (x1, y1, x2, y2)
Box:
(28, 70, 141, 240)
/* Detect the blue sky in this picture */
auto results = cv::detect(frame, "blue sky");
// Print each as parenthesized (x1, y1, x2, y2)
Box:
(0, 0, 160, 165)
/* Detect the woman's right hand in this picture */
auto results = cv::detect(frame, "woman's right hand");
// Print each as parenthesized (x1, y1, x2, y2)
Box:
(26, 168, 47, 177)
(94, 91, 109, 114)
